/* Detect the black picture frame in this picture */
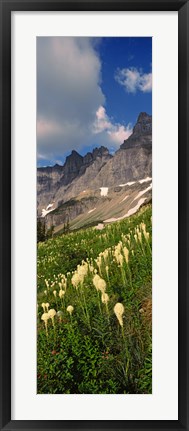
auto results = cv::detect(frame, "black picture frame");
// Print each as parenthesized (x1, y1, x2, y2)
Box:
(0, 0, 189, 430)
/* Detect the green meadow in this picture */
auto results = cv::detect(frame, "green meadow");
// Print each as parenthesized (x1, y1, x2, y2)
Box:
(37, 204, 152, 394)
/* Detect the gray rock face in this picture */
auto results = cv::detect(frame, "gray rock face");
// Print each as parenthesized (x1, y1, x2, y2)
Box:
(120, 112, 152, 149)
(37, 146, 112, 213)
(37, 112, 152, 220)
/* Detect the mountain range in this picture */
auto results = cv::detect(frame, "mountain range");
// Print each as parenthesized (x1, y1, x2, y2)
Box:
(37, 112, 152, 232)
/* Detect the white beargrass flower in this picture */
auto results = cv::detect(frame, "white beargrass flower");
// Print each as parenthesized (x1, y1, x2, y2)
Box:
(44, 290, 47, 295)
(93, 274, 106, 293)
(123, 247, 129, 263)
(103, 249, 109, 261)
(48, 309, 56, 319)
(140, 222, 146, 232)
(114, 249, 123, 266)
(89, 264, 94, 273)
(145, 232, 150, 241)
(93, 274, 101, 289)
(101, 293, 109, 304)
(45, 279, 49, 289)
(41, 312, 49, 322)
(71, 272, 81, 288)
(138, 232, 142, 243)
(67, 305, 74, 315)
(41, 312, 49, 335)
(41, 303, 46, 312)
(97, 278, 106, 293)
(114, 303, 125, 327)
(59, 289, 65, 299)
(53, 290, 57, 298)
(48, 309, 56, 327)
(45, 302, 49, 311)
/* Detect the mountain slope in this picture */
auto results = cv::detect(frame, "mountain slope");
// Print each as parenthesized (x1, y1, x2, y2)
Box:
(37, 112, 152, 230)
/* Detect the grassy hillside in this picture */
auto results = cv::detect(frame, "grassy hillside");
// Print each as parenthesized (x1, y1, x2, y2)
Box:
(37, 204, 152, 394)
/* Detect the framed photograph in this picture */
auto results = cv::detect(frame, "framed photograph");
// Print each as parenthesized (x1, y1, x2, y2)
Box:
(0, 0, 188, 430)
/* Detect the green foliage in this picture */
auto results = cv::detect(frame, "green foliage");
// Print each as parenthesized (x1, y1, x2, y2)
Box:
(37, 218, 46, 242)
(37, 219, 55, 243)
(37, 204, 152, 394)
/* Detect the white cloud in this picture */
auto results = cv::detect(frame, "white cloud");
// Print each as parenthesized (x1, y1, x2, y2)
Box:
(37, 37, 105, 161)
(93, 106, 132, 145)
(115, 67, 152, 93)
(37, 38, 134, 164)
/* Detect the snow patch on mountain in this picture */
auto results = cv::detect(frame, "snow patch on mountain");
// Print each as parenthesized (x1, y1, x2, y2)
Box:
(100, 187, 109, 196)
(119, 181, 135, 187)
(104, 198, 146, 223)
(88, 208, 96, 214)
(138, 177, 152, 184)
(133, 184, 152, 201)
(120, 195, 129, 203)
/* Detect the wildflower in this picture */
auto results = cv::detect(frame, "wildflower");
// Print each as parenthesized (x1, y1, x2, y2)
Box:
(41, 302, 46, 312)
(114, 302, 124, 327)
(140, 222, 146, 232)
(67, 305, 74, 315)
(53, 290, 57, 298)
(96, 256, 102, 271)
(61, 275, 67, 289)
(138, 232, 142, 242)
(105, 265, 109, 276)
(45, 302, 49, 311)
(101, 293, 109, 304)
(97, 278, 106, 293)
(41, 312, 49, 335)
(71, 273, 81, 288)
(123, 247, 129, 263)
(93, 274, 101, 289)
(59, 289, 65, 299)
(89, 264, 94, 273)
(102, 249, 109, 262)
(77, 263, 88, 281)
(41, 312, 49, 322)
(48, 309, 56, 327)
(114, 249, 123, 266)
(93, 275, 106, 293)
(45, 279, 49, 289)
(44, 290, 47, 295)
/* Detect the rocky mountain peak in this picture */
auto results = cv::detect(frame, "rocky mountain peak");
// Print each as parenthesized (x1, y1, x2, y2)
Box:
(83, 146, 111, 165)
(92, 146, 110, 158)
(133, 112, 152, 136)
(64, 150, 83, 171)
(120, 112, 152, 150)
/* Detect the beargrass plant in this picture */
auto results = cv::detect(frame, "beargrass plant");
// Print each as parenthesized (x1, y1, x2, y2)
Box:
(37, 204, 152, 394)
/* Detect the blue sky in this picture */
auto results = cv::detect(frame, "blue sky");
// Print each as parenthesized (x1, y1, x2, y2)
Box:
(37, 37, 152, 167)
